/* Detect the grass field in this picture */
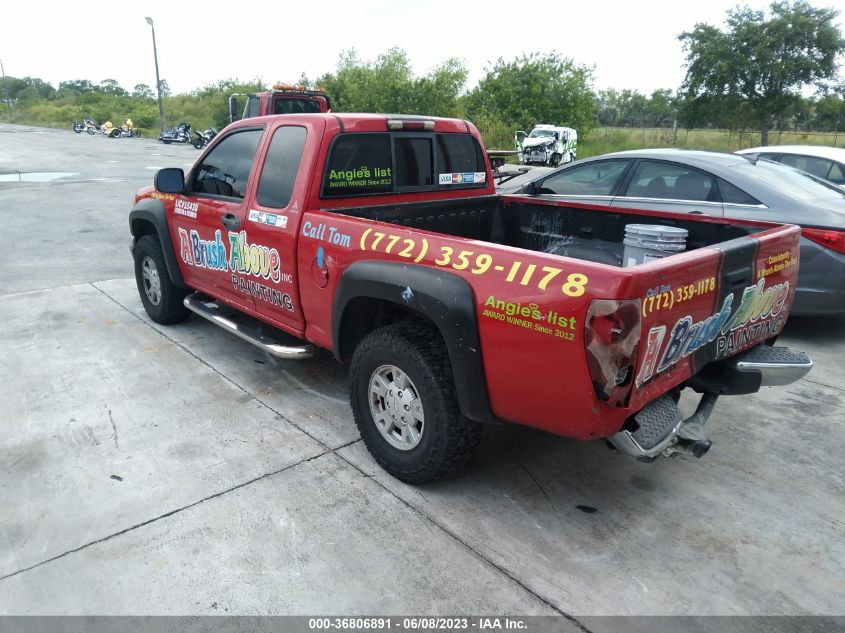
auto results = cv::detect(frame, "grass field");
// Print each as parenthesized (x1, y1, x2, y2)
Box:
(578, 126, 845, 158)
(481, 125, 845, 161)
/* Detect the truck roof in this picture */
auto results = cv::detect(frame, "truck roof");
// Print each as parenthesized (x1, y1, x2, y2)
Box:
(228, 113, 476, 135)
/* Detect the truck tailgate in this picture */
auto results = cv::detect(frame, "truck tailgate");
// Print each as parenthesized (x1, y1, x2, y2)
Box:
(624, 223, 801, 412)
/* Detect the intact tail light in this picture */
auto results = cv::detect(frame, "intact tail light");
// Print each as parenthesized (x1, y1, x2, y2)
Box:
(802, 227, 845, 254)
(585, 300, 641, 406)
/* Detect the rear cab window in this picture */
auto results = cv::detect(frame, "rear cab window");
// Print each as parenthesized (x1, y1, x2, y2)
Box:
(321, 133, 486, 198)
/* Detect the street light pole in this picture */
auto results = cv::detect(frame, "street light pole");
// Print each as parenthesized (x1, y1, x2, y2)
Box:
(145, 17, 165, 133)
(0, 59, 11, 122)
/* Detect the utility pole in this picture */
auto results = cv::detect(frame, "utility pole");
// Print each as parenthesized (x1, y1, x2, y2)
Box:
(145, 17, 165, 133)
(0, 59, 11, 122)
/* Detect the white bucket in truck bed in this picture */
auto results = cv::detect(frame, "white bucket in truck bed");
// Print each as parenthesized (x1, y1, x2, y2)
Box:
(623, 224, 689, 267)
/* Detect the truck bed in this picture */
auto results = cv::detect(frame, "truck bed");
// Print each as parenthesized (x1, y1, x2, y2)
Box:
(328, 195, 760, 266)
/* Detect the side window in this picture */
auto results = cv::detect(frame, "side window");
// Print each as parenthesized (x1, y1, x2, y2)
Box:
(717, 178, 762, 206)
(623, 161, 717, 201)
(827, 162, 845, 185)
(779, 154, 834, 180)
(539, 160, 630, 195)
(395, 137, 433, 187)
(256, 126, 307, 208)
(245, 96, 261, 119)
(189, 129, 263, 199)
(323, 134, 393, 197)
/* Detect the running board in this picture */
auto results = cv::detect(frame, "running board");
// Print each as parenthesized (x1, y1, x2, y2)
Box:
(183, 293, 315, 360)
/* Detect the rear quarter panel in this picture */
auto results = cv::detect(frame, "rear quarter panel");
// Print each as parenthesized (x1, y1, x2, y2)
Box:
(298, 204, 800, 440)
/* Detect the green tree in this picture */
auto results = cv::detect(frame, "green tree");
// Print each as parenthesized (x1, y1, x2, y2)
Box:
(317, 48, 467, 116)
(464, 53, 596, 136)
(99, 79, 128, 96)
(132, 84, 155, 100)
(679, 0, 845, 145)
(58, 79, 96, 95)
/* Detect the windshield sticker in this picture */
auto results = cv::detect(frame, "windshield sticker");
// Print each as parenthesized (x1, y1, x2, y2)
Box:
(326, 166, 392, 189)
(248, 209, 287, 229)
(438, 172, 486, 185)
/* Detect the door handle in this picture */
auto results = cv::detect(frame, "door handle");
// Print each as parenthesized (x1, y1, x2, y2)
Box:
(221, 213, 240, 230)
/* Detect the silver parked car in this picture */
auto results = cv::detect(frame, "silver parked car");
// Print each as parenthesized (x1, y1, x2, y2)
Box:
(736, 145, 845, 186)
(499, 149, 845, 316)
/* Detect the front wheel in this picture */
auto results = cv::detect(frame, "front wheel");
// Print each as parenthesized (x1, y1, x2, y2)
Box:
(550, 153, 561, 168)
(350, 322, 481, 483)
(73, 126, 82, 133)
(133, 235, 190, 324)
(109, 128, 120, 138)
(86, 127, 96, 135)
(192, 138, 203, 149)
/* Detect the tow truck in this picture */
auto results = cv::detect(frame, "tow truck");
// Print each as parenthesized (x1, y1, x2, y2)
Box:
(228, 83, 331, 123)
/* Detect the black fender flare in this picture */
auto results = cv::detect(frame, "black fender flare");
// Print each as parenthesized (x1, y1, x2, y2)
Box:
(128, 198, 187, 288)
(333, 261, 495, 424)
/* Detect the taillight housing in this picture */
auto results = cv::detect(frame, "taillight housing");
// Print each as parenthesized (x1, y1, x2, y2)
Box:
(803, 227, 845, 254)
(585, 300, 641, 406)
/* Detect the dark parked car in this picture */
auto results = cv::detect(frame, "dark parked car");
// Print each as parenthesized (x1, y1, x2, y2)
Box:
(499, 149, 845, 316)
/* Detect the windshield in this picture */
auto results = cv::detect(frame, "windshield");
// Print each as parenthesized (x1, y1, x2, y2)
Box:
(736, 159, 845, 202)
(529, 129, 556, 138)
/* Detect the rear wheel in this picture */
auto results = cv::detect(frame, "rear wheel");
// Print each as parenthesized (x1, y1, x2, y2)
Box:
(73, 126, 82, 133)
(350, 322, 481, 483)
(133, 235, 190, 324)
(110, 128, 120, 138)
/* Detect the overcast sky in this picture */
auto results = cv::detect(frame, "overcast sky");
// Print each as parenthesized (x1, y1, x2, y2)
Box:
(2, 0, 843, 96)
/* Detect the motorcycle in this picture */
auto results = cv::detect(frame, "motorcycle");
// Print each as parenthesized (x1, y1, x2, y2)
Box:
(192, 126, 217, 149)
(101, 118, 139, 138)
(73, 118, 98, 135)
(159, 122, 192, 144)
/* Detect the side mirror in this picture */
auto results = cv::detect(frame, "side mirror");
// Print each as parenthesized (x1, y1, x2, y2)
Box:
(155, 168, 185, 194)
(228, 95, 240, 123)
(522, 181, 537, 195)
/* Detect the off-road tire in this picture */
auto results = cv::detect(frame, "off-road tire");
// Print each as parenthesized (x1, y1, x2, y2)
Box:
(133, 234, 190, 325)
(350, 322, 482, 483)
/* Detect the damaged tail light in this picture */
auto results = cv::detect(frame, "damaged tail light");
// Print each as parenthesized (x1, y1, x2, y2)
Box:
(585, 300, 641, 406)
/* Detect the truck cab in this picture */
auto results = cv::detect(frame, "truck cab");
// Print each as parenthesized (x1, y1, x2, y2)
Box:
(229, 84, 331, 123)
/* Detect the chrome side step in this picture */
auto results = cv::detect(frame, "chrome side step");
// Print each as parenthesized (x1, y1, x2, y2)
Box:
(183, 293, 315, 360)
(731, 345, 813, 386)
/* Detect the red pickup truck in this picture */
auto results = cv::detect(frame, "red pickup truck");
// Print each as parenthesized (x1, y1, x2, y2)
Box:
(129, 113, 812, 483)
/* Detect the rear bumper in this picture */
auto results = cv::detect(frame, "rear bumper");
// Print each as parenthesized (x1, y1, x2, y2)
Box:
(731, 345, 813, 386)
(792, 240, 845, 316)
(791, 287, 845, 316)
(610, 345, 812, 460)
